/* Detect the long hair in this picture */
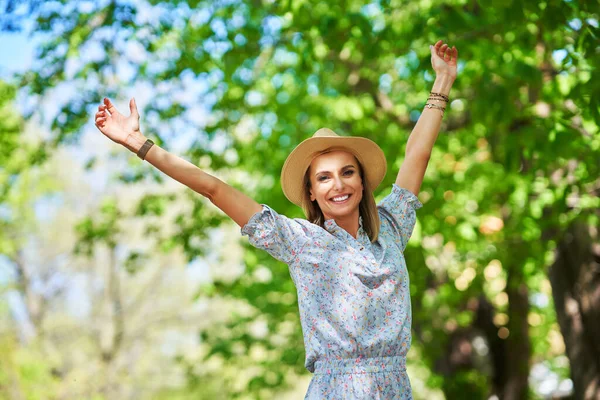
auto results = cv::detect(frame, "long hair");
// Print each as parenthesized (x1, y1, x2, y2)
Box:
(301, 153, 380, 242)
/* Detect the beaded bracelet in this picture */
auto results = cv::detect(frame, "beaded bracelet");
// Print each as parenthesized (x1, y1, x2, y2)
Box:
(430, 91, 449, 101)
(425, 103, 446, 116)
(428, 95, 449, 103)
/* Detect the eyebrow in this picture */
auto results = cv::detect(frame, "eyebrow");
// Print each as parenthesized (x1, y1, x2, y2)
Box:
(314, 164, 356, 176)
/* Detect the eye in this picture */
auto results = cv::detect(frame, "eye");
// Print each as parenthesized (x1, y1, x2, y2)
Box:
(317, 175, 329, 182)
(343, 170, 355, 176)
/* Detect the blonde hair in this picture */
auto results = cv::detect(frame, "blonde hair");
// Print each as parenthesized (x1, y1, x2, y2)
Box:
(301, 152, 380, 242)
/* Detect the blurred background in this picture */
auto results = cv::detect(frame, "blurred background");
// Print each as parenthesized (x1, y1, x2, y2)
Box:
(0, 0, 599, 399)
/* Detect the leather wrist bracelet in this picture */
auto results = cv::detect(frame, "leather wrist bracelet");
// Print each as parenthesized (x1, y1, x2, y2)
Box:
(137, 139, 155, 160)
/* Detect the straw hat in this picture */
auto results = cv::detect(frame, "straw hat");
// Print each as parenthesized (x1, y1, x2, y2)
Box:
(280, 128, 387, 206)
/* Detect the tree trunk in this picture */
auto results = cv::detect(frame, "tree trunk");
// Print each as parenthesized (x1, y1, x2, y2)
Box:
(473, 295, 507, 396)
(503, 263, 531, 400)
(549, 220, 600, 400)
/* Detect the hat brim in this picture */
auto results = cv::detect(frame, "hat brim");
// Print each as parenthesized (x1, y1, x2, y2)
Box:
(280, 135, 387, 207)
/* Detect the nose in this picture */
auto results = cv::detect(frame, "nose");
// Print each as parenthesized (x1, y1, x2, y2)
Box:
(333, 174, 345, 191)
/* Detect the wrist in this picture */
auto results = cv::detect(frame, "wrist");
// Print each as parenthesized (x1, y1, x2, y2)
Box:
(123, 132, 147, 153)
(432, 73, 455, 95)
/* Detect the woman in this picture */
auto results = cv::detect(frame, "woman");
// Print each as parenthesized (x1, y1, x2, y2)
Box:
(95, 40, 458, 399)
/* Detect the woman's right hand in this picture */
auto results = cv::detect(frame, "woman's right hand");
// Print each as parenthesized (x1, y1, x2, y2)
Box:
(95, 98, 141, 146)
(94, 97, 263, 227)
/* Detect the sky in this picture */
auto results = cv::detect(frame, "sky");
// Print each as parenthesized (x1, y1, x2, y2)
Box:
(0, 31, 35, 77)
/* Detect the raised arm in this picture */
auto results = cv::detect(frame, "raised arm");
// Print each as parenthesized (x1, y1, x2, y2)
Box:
(94, 98, 262, 227)
(395, 40, 458, 196)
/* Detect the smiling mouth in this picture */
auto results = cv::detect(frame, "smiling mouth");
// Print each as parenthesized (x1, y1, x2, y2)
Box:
(330, 194, 351, 204)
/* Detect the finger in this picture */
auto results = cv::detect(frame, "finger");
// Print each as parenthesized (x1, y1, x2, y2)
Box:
(444, 47, 452, 61)
(104, 98, 117, 115)
(129, 98, 139, 118)
(452, 46, 458, 61)
(439, 44, 448, 56)
(446, 46, 455, 62)
(95, 111, 105, 119)
(430, 44, 438, 58)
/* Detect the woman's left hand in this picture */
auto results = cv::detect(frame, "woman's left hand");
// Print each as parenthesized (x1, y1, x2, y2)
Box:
(430, 40, 458, 79)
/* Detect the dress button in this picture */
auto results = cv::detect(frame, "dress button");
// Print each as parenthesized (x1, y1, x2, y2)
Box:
(360, 247, 364, 251)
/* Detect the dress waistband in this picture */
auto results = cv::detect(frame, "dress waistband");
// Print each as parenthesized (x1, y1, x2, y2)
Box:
(314, 355, 407, 374)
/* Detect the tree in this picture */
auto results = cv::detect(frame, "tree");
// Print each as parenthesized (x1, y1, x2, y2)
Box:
(0, 86, 239, 397)
(1, 0, 599, 398)
(550, 218, 600, 400)
(0, 79, 62, 400)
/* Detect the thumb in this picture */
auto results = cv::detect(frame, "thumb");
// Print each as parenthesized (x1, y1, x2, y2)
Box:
(430, 44, 437, 58)
(129, 98, 139, 118)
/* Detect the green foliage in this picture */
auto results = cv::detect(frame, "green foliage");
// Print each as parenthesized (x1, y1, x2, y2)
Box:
(75, 198, 122, 253)
(0, 82, 19, 168)
(442, 369, 488, 400)
(0, 335, 61, 400)
(1, 0, 599, 398)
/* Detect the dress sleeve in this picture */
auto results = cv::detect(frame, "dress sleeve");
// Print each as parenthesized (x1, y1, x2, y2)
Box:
(377, 184, 423, 252)
(241, 205, 309, 264)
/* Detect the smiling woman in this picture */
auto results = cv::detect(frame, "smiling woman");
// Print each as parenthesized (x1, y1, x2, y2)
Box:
(307, 151, 368, 237)
(95, 39, 458, 400)
(278, 127, 388, 244)
(244, 126, 424, 399)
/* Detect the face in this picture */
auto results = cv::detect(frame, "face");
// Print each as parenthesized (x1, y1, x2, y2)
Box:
(308, 150, 364, 221)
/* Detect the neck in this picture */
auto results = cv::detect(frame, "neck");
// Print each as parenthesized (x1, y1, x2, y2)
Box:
(331, 210, 360, 239)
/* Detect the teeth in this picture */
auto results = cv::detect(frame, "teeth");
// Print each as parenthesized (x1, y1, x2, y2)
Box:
(332, 195, 349, 202)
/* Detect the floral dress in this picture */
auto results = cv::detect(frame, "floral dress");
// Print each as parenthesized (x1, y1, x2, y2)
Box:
(241, 184, 422, 399)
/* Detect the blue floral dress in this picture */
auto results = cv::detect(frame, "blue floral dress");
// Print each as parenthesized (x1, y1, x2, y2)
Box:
(241, 184, 422, 399)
